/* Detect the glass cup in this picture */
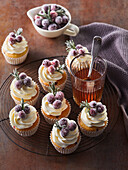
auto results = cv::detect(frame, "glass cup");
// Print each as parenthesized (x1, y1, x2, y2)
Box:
(70, 53, 107, 106)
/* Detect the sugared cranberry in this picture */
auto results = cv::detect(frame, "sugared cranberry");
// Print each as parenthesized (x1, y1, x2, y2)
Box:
(19, 72, 27, 79)
(76, 44, 83, 49)
(41, 4, 49, 13)
(51, 59, 60, 68)
(47, 93, 55, 104)
(34, 14, 42, 20)
(51, 4, 57, 11)
(50, 11, 58, 19)
(15, 105, 22, 112)
(62, 15, 69, 24)
(69, 49, 78, 56)
(78, 49, 85, 56)
(68, 122, 76, 131)
(55, 16, 63, 25)
(9, 32, 16, 38)
(61, 127, 69, 137)
(15, 80, 23, 89)
(48, 23, 57, 31)
(89, 108, 97, 117)
(16, 35, 22, 42)
(53, 100, 62, 109)
(23, 77, 31, 87)
(89, 101, 97, 108)
(18, 110, 26, 119)
(35, 18, 42, 27)
(96, 104, 104, 113)
(24, 106, 30, 114)
(59, 118, 68, 127)
(55, 91, 64, 101)
(42, 59, 51, 68)
(48, 65, 55, 74)
(42, 19, 49, 27)
(9, 37, 16, 45)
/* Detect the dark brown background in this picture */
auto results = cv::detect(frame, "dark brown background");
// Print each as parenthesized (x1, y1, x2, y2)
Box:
(0, 0, 128, 170)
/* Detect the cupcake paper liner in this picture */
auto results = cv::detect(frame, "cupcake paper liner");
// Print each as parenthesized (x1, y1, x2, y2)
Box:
(41, 100, 71, 125)
(50, 132, 81, 154)
(10, 84, 40, 106)
(10, 114, 40, 137)
(77, 113, 108, 137)
(2, 47, 29, 65)
(38, 71, 67, 93)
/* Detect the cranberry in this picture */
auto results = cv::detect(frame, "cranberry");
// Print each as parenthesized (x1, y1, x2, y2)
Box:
(68, 122, 76, 131)
(76, 44, 83, 49)
(15, 105, 22, 112)
(47, 93, 55, 104)
(48, 65, 55, 74)
(55, 91, 64, 101)
(59, 118, 68, 127)
(19, 72, 27, 79)
(61, 127, 69, 137)
(51, 59, 60, 68)
(24, 106, 30, 114)
(89, 101, 97, 108)
(96, 104, 104, 113)
(89, 108, 97, 117)
(23, 77, 31, 87)
(15, 80, 23, 89)
(53, 100, 62, 109)
(42, 59, 51, 68)
(16, 35, 22, 42)
(18, 110, 26, 119)
(48, 23, 57, 31)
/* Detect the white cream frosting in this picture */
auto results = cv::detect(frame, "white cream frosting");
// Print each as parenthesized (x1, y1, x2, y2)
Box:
(42, 93, 68, 116)
(10, 77, 37, 100)
(67, 47, 92, 67)
(52, 118, 79, 148)
(38, 65, 63, 83)
(9, 104, 37, 129)
(2, 35, 28, 54)
(81, 102, 108, 127)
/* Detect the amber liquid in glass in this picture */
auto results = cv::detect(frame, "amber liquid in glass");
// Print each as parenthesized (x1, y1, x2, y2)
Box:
(72, 68, 104, 106)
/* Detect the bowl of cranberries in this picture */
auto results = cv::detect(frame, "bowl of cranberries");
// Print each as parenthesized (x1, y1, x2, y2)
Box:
(27, 4, 79, 38)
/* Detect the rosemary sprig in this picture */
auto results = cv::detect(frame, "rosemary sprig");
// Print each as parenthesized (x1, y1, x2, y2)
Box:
(21, 98, 25, 110)
(56, 9, 66, 16)
(49, 82, 59, 96)
(14, 28, 23, 36)
(10, 68, 20, 80)
(55, 64, 65, 74)
(65, 40, 76, 52)
(80, 100, 91, 110)
(37, 6, 52, 22)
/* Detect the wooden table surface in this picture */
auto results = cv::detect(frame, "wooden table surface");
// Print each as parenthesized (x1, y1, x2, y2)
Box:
(0, 0, 128, 170)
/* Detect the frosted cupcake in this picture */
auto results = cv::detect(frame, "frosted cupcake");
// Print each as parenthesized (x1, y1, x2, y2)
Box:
(78, 100, 108, 137)
(1, 28, 29, 65)
(50, 118, 81, 154)
(38, 59, 67, 92)
(65, 40, 91, 73)
(9, 99, 40, 136)
(41, 83, 71, 124)
(10, 69, 39, 105)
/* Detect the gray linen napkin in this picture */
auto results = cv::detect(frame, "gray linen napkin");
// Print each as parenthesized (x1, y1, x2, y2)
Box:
(71, 22, 128, 137)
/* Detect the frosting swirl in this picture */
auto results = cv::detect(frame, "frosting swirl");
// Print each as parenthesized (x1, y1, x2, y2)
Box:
(9, 104, 37, 129)
(10, 77, 37, 100)
(39, 65, 63, 83)
(67, 47, 92, 66)
(52, 118, 79, 148)
(81, 102, 108, 127)
(42, 93, 68, 116)
(2, 35, 28, 54)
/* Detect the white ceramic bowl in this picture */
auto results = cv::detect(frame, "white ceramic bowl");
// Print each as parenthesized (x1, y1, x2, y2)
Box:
(27, 4, 79, 38)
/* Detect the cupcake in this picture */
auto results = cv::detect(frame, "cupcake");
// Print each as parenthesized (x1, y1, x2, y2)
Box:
(78, 100, 108, 137)
(50, 118, 81, 154)
(1, 28, 29, 65)
(38, 59, 67, 92)
(9, 98, 40, 136)
(41, 83, 71, 124)
(10, 68, 39, 105)
(65, 40, 91, 73)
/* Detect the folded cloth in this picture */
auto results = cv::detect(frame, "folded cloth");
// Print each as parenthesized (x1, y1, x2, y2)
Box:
(71, 22, 128, 137)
